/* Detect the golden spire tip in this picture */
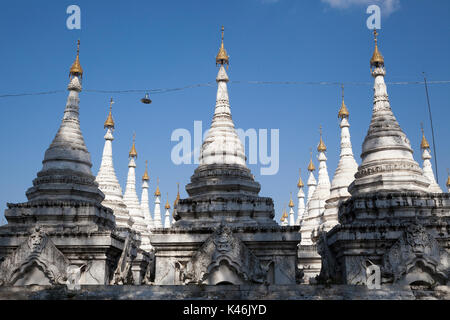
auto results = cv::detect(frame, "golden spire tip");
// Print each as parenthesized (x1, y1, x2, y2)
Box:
(317, 125, 327, 152)
(447, 168, 450, 187)
(297, 168, 304, 188)
(420, 123, 430, 150)
(216, 25, 229, 67)
(142, 160, 150, 181)
(104, 97, 115, 129)
(69, 39, 83, 78)
(338, 84, 349, 119)
(308, 149, 315, 172)
(154, 177, 161, 196)
(370, 28, 384, 68)
(129, 132, 137, 158)
(288, 192, 294, 208)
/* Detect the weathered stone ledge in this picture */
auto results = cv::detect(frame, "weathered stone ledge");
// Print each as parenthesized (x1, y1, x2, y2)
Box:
(0, 284, 448, 300)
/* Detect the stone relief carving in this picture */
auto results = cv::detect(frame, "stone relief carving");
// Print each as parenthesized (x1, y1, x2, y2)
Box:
(110, 235, 135, 285)
(0, 226, 72, 286)
(179, 225, 269, 285)
(381, 223, 449, 285)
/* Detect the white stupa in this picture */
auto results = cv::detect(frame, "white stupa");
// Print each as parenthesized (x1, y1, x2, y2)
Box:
(420, 126, 442, 193)
(296, 170, 305, 226)
(141, 160, 154, 231)
(302, 130, 331, 244)
(322, 87, 358, 232)
(95, 98, 133, 229)
(348, 30, 430, 195)
(123, 135, 151, 250)
(164, 195, 171, 228)
(152, 179, 163, 229)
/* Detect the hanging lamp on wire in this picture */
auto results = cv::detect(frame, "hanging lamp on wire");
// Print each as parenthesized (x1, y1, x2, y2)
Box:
(141, 92, 152, 104)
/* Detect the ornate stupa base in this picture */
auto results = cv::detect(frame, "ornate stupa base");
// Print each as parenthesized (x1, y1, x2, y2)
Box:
(316, 192, 450, 286)
(151, 163, 301, 285)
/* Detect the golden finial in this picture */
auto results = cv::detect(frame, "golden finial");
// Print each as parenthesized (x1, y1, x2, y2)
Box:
(307, 149, 316, 172)
(216, 26, 229, 67)
(288, 192, 294, 208)
(69, 39, 83, 78)
(173, 183, 180, 208)
(129, 133, 137, 158)
(280, 206, 286, 222)
(165, 193, 171, 209)
(104, 97, 115, 129)
(338, 84, 349, 119)
(154, 177, 161, 196)
(420, 123, 430, 150)
(297, 169, 304, 188)
(447, 169, 450, 187)
(317, 126, 327, 152)
(142, 160, 150, 181)
(370, 29, 384, 68)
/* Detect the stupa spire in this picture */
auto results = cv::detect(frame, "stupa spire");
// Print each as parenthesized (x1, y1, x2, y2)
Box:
(370, 29, 384, 69)
(153, 178, 163, 228)
(123, 135, 151, 249)
(447, 169, 450, 193)
(322, 85, 358, 232)
(69, 39, 83, 79)
(104, 98, 115, 129)
(164, 193, 171, 228)
(420, 125, 442, 193)
(25, 40, 105, 204)
(96, 98, 133, 229)
(280, 205, 288, 226)
(311, 126, 331, 204)
(306, 150, 317, 210)
(288, 192, 295, 226)
(303, 128, 331, 244)
(141, 160, 153, 231)
(199, 26, 246, 166)
(296, 169, 306, 226)
(172, 183, 180, 224)
(216, 26, 229, 67)
(349, 29, 430, 195)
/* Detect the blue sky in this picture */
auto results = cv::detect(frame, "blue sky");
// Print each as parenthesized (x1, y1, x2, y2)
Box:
(1, 0, 450, 224)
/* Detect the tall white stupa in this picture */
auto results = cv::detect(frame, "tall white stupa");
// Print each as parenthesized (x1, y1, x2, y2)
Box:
(123, 135, 151, 250)
(302, 130, 331, 244)
(152, 179, 163, 229)
(322, 86, 358, 232)
(420, 126, 442, 193)
(141, 160, 154, 231)
(296, 170, 305, 226)
(348, 30, 430, 195)
(95, 98, 134, 229)
(306, 152, 317, 210)
(288, 193, 295, 226)
(164, 195, 171, 228)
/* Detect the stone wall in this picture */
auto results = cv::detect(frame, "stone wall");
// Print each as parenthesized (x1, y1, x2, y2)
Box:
(0, 284, 448, 300)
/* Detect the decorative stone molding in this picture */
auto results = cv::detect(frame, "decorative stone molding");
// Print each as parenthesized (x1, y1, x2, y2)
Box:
(381, 223, 449, 285)
(179, 225, 270, 285)
(0, 227, 69, 286)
